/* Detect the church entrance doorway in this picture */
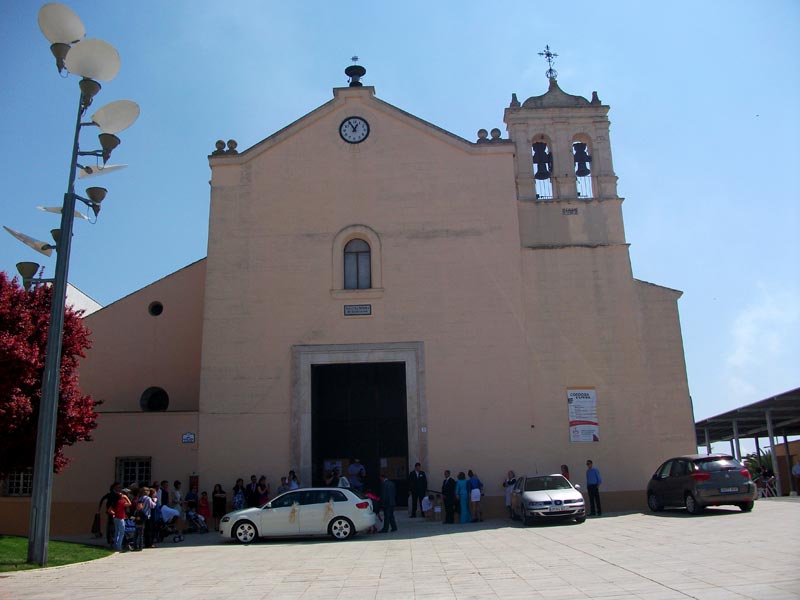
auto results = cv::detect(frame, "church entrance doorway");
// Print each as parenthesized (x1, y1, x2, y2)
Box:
(311, 362, 408, 496)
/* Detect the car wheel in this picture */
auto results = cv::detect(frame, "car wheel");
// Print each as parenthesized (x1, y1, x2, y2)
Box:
(522, 513, 534, 526)
(328, 516, 355, 540)
(738, 501, 754, 512)
(647, 493, 664, 512)
(233, 520, 257, 544)
(575, 515, 586, 524)
(685, 493, 704, 515)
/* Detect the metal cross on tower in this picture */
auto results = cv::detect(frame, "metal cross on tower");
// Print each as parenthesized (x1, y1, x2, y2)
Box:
(538, 45, 558, 80)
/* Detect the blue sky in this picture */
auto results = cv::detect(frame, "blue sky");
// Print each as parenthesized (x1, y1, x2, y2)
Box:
(1, 1, 798, 451)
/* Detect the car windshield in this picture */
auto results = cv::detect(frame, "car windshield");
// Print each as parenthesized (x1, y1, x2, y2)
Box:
(524, 476, 571, 492)
(694, 457, 742, 472)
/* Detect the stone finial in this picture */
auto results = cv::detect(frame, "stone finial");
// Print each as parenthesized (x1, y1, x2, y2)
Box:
(510, 93, 520, 108)
(490, 128, 501, 141)
(477, 129, 489, 143)
(226, 139, 238, 154)
(591, 91, 601, 104)
(212, 140, 226, 155)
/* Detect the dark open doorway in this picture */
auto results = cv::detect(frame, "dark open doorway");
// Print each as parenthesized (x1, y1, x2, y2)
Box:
(311, 362, 408, 496)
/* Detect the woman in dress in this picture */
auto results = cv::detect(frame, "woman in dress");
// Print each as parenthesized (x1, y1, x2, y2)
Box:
(455, 471, 470, 523)
(256, 476, 270, 505)
(212, 483, 227, 531)
(502, 470, 517, 518)
(232, 478, 246, 511)
(467, 470, 484, 522)
(198, 491, 211, 524)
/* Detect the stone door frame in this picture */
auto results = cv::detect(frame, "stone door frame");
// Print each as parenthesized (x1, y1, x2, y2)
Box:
(291, 342, 426, 487)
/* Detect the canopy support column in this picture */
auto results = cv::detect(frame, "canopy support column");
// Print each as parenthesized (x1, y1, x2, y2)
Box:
(732, 420, 741, 460)
(765, 409, 782, 496)
(783, 434, 796, 496)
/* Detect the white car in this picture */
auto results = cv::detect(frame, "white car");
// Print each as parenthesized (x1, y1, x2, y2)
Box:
(510, 474, 586, 525)
(220, 487, 376, 542)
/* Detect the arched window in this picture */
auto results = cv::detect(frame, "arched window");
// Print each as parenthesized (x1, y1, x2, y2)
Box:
(140, 387, 169, 412)
(344, 239, 371, 289)
(531, 137, 553, 200)
(572, 136, 594, 199)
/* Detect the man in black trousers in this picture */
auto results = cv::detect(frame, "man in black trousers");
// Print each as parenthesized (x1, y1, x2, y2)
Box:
(441, 470, 456, 524)
(379, 474, 397, 532)
(408, 462, 428, 517)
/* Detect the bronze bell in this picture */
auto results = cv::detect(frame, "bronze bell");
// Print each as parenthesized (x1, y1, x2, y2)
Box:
(573, 142, 591, 177)
(532, 142, 552, 180)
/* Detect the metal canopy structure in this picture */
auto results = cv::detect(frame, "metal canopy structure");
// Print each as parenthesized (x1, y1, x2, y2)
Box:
(695, 386, 800, 496)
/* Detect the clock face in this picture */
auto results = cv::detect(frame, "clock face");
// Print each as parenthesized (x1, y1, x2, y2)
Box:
(339, 117, 370, 144)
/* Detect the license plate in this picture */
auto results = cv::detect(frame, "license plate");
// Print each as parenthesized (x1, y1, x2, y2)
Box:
(720, 487, 738, 493)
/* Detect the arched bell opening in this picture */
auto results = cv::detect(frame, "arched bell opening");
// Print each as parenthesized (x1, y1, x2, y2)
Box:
(531, 136, 553, 200)
(572, 135, 594, 199)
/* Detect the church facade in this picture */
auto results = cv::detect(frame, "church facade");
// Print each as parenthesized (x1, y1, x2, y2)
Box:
(1, 69, 697, 534)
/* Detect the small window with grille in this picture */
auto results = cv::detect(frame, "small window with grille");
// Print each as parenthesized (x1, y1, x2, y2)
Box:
(2, 468, 33, 496)
(115, 457, 152, 488)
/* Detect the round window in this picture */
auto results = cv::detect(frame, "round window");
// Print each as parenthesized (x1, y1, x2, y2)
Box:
(140, 387, 169, 412)
(148, 301, 164, 316)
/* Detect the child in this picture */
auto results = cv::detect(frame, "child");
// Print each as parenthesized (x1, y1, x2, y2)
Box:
(132, 500, 146, 551)
(433, 494, 443, 521)
(198, 490, 211, 523)
(422, 494, 434, 520)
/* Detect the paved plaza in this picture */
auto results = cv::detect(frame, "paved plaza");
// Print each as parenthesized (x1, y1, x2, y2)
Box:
(2, 498, 798, 600)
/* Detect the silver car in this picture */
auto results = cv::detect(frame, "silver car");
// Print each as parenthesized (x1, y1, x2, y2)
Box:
(510, 474, 586, 525)
(220, 487, 376, 542)
(646, 454, 757, 514)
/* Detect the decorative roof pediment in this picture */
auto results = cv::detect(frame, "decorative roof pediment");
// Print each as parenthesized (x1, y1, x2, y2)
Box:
(521, 78, 591, 109)
(210, 85, 511, 163)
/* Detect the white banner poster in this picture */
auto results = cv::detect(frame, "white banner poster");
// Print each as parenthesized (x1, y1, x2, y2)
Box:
(568, 387, 599, 442)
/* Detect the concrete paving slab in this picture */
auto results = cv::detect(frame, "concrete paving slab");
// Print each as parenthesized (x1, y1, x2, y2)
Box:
(1, 498, 798, 599)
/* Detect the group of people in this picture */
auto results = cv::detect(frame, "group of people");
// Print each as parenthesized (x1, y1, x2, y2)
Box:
(323, 458, 367, 492)
(409, 464, 487, 525)
(230, 470, 302, 512)
(99, 459, 606, 548)
(97, 479, 199, 552)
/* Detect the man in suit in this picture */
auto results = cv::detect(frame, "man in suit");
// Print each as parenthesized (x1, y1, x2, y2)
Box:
(245, 475, 259, 508)
(379, 474, 397, 532)
(408, 462, 428, 517)
(441, 470, 456, 524)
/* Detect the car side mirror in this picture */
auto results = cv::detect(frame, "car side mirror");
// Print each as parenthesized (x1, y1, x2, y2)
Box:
(574, 484, 582, 490)
(265, 502, 272, 509)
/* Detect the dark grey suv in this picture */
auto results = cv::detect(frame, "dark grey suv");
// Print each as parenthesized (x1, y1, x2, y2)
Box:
(646, 454, 757, 514)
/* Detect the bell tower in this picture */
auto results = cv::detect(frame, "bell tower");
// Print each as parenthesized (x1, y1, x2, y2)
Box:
(504, 47, 624, 248)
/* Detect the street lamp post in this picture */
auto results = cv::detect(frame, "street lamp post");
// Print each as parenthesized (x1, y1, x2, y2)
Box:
(3, 3, 138, 565)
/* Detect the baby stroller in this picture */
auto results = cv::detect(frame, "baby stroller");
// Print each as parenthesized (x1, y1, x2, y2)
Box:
(184, 508, 209, 534)
(154, 505, 184, 543)
(122, 518, 137, 550)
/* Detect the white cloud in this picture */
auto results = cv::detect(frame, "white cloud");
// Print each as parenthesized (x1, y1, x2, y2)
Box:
(724, 283, 800, 406)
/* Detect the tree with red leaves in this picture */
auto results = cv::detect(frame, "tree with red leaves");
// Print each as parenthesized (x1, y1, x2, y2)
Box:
(0, 272, 98, 479)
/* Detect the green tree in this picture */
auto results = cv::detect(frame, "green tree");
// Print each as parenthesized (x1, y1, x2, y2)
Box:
(743, 449, 773, 476)
(0, 272, 98, 478)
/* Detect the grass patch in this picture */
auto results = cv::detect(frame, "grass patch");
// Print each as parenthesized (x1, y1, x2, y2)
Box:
(0, 536, 112, 571)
